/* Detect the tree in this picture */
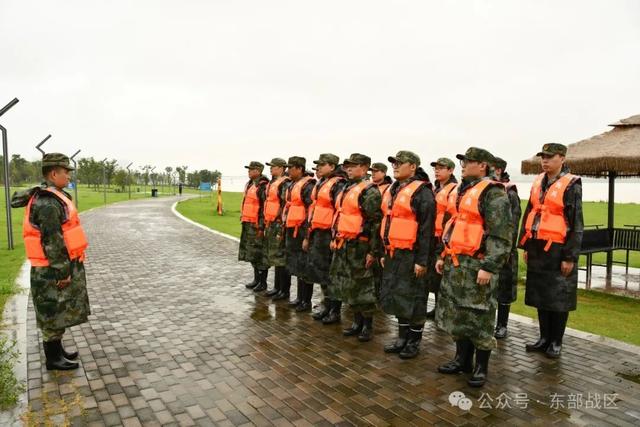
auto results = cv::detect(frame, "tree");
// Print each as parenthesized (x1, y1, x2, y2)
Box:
(113, 169, 128, 190)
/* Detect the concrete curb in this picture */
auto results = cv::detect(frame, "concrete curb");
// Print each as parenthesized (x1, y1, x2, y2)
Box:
(170, 200, 640, 356)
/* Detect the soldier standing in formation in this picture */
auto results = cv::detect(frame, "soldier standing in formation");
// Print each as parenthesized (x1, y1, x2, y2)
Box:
(262, 158, 292, 300)
(370, 162, 393, 195)
(492, 157, 522, 339)
(304, 154, 347, 323)
(330, 153, 382, 342)
(426, 157, 457, 319)
(436, 148, 512, 387)
(519, 143, 583, 358)
(282, 157, 317, 311)
(379, 151, 436, 359)
(11, 153, 91, 370)
(239, 161, 270, 292)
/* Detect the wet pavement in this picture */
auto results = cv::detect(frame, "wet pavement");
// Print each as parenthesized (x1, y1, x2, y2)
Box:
(24, 196, 640, 426)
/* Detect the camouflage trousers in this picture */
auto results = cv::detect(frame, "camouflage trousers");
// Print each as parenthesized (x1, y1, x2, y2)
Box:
(435, 255, 498, 351)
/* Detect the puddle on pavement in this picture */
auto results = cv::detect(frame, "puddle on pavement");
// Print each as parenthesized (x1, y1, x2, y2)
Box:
(616, 371, 640, 384)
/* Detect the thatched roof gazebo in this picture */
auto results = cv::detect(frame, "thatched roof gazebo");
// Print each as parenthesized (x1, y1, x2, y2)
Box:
(521, 114, 640, 285)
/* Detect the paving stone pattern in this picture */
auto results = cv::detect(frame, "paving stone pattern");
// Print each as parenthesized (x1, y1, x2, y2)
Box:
(25, 197, 640, 426)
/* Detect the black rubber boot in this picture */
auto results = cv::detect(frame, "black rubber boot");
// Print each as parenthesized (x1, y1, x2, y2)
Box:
(312, 298, 330, 321)
(245, 267, 259, 289)
(288, 279, 303, 307)
(546, 311, 568, 359)
(272, 268, 291, 300)
(343, 312, 363, 336)
(295, 281, 312, 312)
(265, 267, 281, 297)
(44, 340, 79, 371)
(61, 341, 79, 360)
(494, 304, 510, 339)
(467, 349, 491, 387)
(438, 340, 474, 374)
(384, 321, 409, 353)
(399, 326, 423, 359)
(526, 309, 552, 352)
(358, 317, 373, 342)
(253, 270, 268, 292)
(322, 300, 342, 325)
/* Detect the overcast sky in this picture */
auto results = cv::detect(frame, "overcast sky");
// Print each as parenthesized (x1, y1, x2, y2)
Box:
(1, 0, 639, 178)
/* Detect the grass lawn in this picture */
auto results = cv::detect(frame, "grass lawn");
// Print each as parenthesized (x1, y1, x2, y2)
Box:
(0, 184, 173, 317)
(176, 192, 640, 346)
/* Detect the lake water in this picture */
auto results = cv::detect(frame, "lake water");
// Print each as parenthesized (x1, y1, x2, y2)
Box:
(217, 176, 640, 204)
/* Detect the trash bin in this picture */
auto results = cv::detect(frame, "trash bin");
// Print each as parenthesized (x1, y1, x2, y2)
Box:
(151, 188, 158, 197)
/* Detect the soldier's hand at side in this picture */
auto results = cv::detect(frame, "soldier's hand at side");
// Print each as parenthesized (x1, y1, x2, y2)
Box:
(56, 276, 72, 289)
(523, 251, 528, 263)
(561, 261, 575, 277)
(365, 254, 375, 269)
(476, 269, 492, 286)
(302, 238, 309, 252)
(256, 230, 264, 239)
(414, 264, 426, 278)
(380, 257, 385, 268)
(435, 259, 444, 275)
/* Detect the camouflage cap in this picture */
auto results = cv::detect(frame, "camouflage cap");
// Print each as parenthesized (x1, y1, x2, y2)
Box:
(369, 162, 388, 173)
(342, 153, 371, 166)
(42, 153, 75, 171)
(429, 157, 455, 169)
(286, 156, 306, 168)
(244, 161, 264, 171)
(537, 143, 567, 157)
(456, 147, 495, 164)
(493, 156, 507, 170)
(266, 157, 287, 167)
(313, 153, 340, 165)
(387, 150, 421, 166)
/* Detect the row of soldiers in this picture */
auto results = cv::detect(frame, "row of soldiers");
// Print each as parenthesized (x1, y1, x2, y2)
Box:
(238, 143, 583, 388)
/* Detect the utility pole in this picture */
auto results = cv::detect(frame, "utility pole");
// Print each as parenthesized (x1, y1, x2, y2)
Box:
(0, 97, 19, 249)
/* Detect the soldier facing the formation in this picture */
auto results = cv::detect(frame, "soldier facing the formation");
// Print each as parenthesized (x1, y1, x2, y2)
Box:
(11, 153, 91, 371)
(519, 143, 583, 358)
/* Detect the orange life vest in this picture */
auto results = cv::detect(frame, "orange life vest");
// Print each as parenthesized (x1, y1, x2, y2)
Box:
(434, 182, 457, 238)
(520, 172, 575, 251)
(264, 176, 289, 226)
(308, 176, 342, 232)
(240, 181, 262, 224)
(333, 181, 371, 242)
(377, 182, 390, 196)
(441, 180, 492, 266)
(284, 176, 313, 236)
(380, 180, 425, 256)
(23, 188, 88, 267)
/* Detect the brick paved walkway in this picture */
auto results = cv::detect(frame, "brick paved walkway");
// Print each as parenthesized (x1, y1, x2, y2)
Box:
(24, 197, 640, 426)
